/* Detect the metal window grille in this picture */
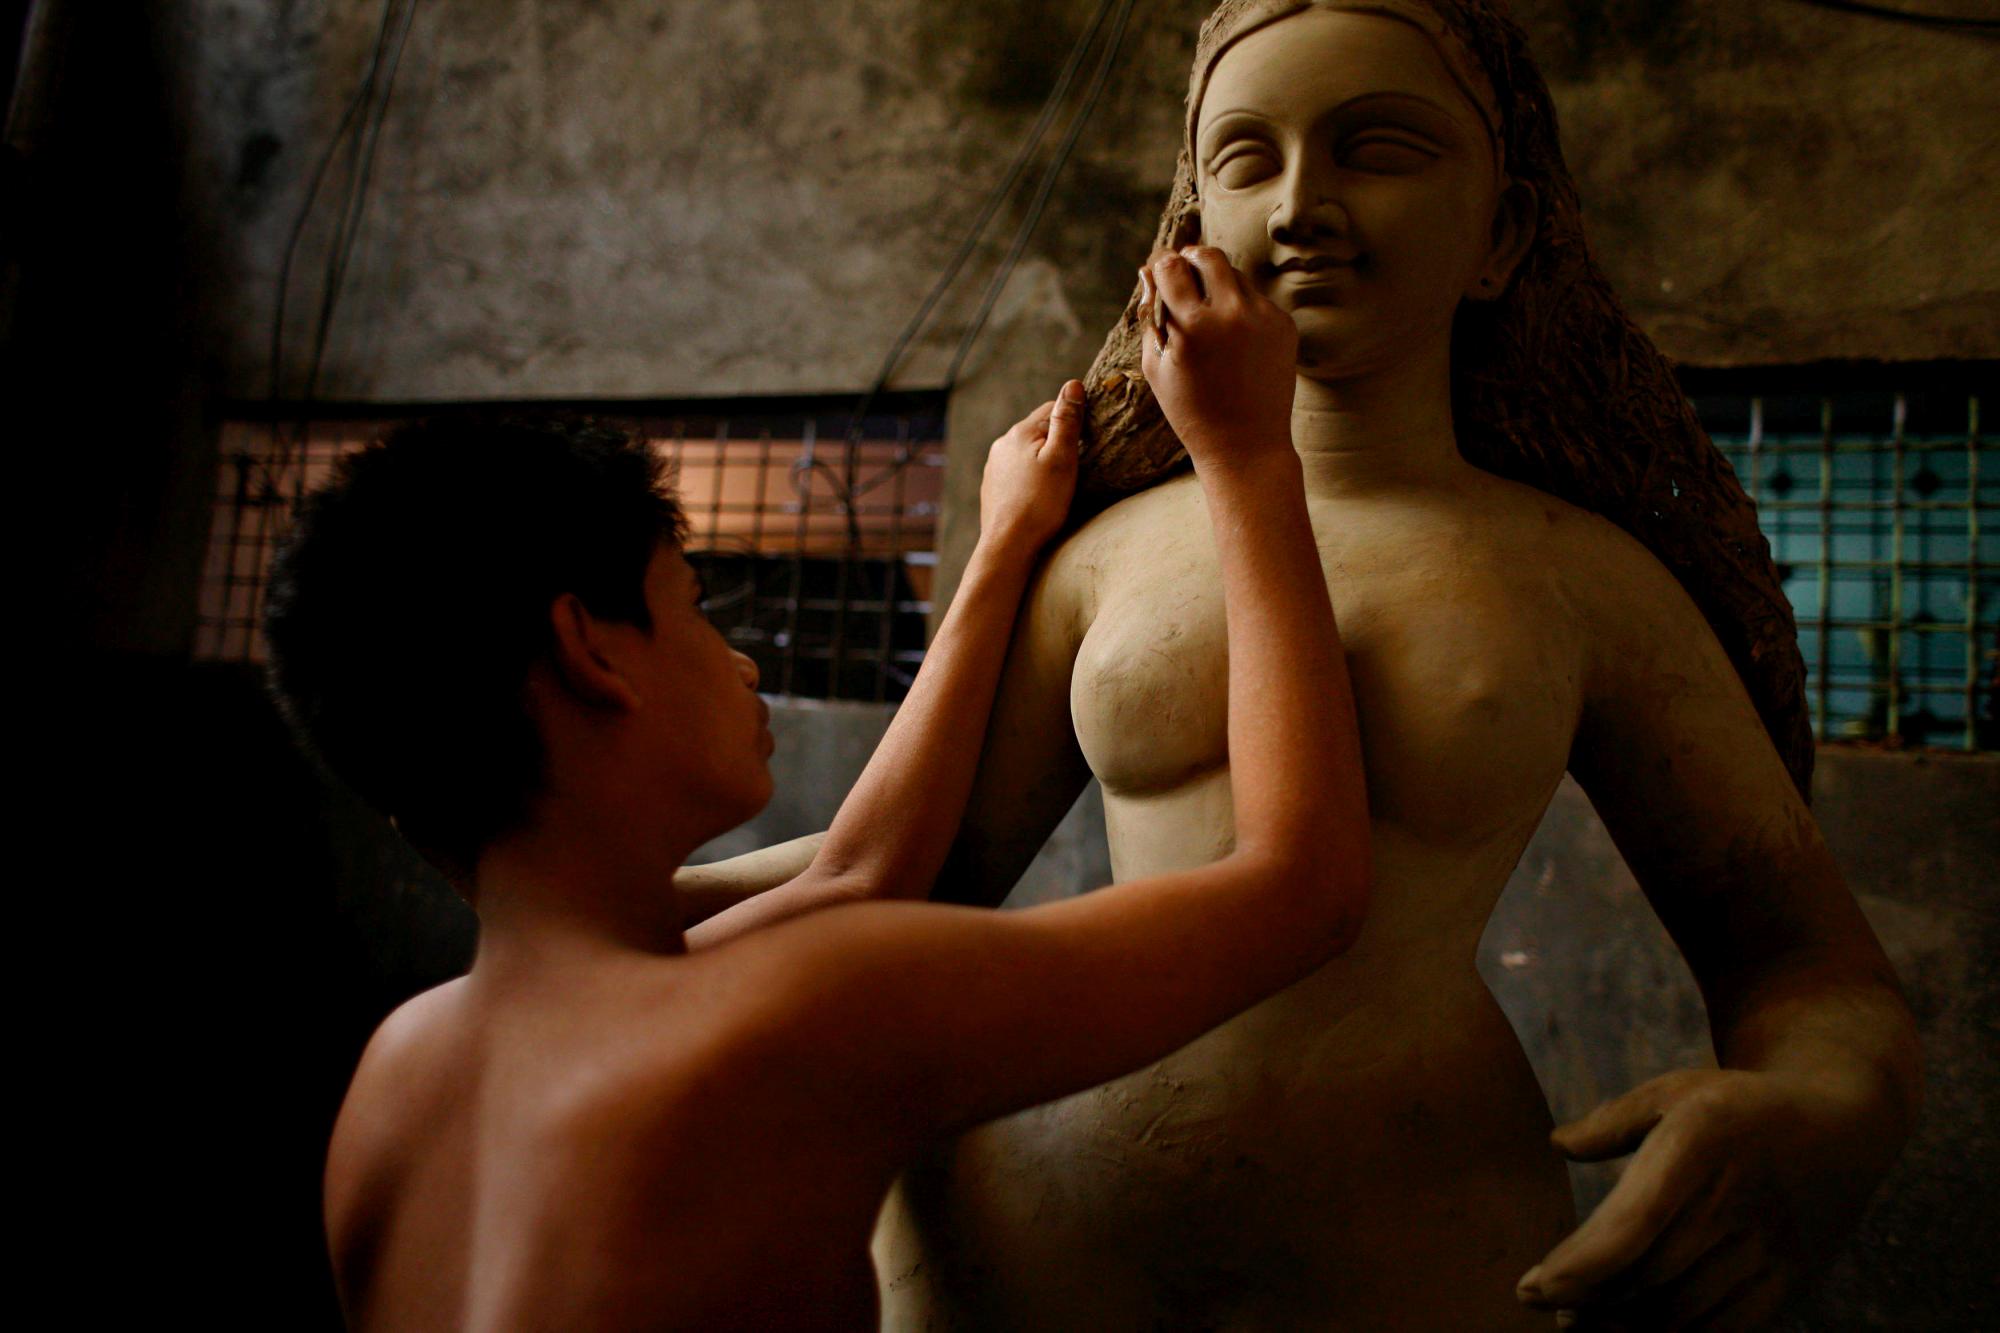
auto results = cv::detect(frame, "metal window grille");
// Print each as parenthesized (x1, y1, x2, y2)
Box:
(1694, 384, 1993, 751)
(194, 397, 948, 701)
(198, 381, 1994, 746)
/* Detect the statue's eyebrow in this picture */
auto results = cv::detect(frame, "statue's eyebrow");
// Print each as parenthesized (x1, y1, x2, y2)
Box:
(1197, 109, 1277, 157)
(1199, 89, 1472, 161)
(1330, 90, 1471, 138)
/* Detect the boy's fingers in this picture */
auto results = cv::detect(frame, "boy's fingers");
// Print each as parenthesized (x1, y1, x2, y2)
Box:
(1150, 251, 1204, 320)
(1015, 399, 1057, 442)
(1042, 381, 1085, 457)
(1179, 245, 1241, 305)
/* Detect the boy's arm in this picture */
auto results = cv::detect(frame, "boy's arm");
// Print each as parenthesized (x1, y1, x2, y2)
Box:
(686, 388, 1082, 949)
(745, 247, 1370, 1140)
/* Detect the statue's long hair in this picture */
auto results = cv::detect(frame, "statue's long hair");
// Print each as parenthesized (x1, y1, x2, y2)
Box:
(1079, 0, 1814, 793)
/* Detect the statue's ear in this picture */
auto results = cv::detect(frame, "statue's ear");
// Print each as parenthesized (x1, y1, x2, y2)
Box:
(1173, 207, 1204, 251)
(1470, 178, 1538, 300)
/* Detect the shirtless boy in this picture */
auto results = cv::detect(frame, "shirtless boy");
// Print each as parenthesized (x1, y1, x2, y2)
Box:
(264, 253, 1370, 1330)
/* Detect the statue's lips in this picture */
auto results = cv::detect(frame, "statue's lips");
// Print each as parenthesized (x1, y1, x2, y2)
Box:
(1271, 258, 1357, 291)
(1271, 261, 1356, 304)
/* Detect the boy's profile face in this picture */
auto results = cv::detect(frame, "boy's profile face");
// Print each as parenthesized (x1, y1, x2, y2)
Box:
(626, 541, 775, 838)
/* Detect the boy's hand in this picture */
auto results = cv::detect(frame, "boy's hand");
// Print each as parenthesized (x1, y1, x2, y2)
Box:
(979, 381, 1082, 556)
(1139, 246, 1298, 467)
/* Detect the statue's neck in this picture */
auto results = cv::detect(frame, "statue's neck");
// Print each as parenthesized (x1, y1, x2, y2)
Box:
(1289, 344, 1470, 498)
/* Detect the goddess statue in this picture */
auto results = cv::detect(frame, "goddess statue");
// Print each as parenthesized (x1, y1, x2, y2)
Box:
(699, 3, 1920, 1327)
(864, 5, 1920, 1320)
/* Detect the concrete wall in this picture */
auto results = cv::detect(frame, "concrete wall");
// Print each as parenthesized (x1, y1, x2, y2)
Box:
(181, 0, 1995, 405)
(154, 0, 2000, 610)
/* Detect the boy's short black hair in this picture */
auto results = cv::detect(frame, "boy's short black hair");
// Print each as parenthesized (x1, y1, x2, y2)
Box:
(264, 415, 687, 871)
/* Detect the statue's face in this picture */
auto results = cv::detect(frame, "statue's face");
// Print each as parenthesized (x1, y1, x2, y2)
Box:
(1194, 8, 1507, 379)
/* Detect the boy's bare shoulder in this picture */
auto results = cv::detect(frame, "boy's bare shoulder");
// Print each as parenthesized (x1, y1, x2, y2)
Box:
(325, 981, 473, 1232)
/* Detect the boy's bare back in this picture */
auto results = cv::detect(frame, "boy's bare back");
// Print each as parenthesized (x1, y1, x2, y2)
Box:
(328, 945, 896, 1331)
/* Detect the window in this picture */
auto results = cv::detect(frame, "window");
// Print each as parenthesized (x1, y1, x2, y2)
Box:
(195, 395, 948, 701)
(1691, 374, 1992, 751)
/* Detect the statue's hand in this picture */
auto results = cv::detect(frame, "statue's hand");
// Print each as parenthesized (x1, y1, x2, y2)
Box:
(1138, 246, 1296, 464)
(1516, 1069, 1890, 1331)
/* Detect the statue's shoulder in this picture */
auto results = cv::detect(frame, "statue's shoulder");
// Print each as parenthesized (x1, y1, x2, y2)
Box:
(1463, 467, 1657, 567)
(1065, 471, 1202, 554)
(1042, 473, 1203, 623)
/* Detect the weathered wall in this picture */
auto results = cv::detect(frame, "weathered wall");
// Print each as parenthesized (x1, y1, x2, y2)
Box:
(173, 0, 2000, 612)
(182, 0, 1997, 407)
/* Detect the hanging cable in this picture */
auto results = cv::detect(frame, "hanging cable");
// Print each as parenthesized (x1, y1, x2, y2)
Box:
(812, 0, 1127, 550)
(839, 0, 1138, 518)
(267, 0, 403, 414)
(301, 0, 422, 407)
(830, 0, 1137, 536)
(261, 0, 420, 492)
(837, 0, 1120, 445)
(940, 0, 1137, 394)
(1782, 0, 2000, 33)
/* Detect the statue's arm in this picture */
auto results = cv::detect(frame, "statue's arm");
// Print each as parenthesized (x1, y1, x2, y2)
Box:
(673, 833, 828, 926)
(1521, 525, 1920, 1325)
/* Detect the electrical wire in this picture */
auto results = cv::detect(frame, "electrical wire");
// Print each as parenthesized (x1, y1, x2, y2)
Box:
(837, 0, 1120, 446)
(940, 0, 1137, 395)
(1783, 0, 2000, 32)
(262, 0, 419, 491)
(827, 0, 1137, 534)
(267, 0, 402, 414)
(302, 0, 421, 407)
(802, 0, 1127, 554)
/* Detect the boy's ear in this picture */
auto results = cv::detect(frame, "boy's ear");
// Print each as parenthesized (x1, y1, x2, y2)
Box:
(547, 592, 643, 711)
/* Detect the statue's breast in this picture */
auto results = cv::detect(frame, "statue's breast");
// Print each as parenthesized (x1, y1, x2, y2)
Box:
(1071, 499, 1584, 849)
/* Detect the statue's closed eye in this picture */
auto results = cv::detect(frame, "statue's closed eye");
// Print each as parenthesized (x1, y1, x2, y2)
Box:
(1211, 146, 1281, 190)
(1341, 134, 1438, 173)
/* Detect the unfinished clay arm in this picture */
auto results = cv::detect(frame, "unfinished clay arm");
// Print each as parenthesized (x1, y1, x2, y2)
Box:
(671, 834, 826, 927)
(1520, 528, 1919, 1329)
(687, 392, 1080, 949)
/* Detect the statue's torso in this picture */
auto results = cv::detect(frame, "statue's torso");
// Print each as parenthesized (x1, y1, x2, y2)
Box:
(879, 470, 1602, 1330)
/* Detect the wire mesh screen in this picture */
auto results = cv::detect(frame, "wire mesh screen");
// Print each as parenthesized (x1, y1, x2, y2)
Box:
(1695, 388, 1992, 751)
(197, 384, 1993, 744)
(195, 399, 948, 701)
